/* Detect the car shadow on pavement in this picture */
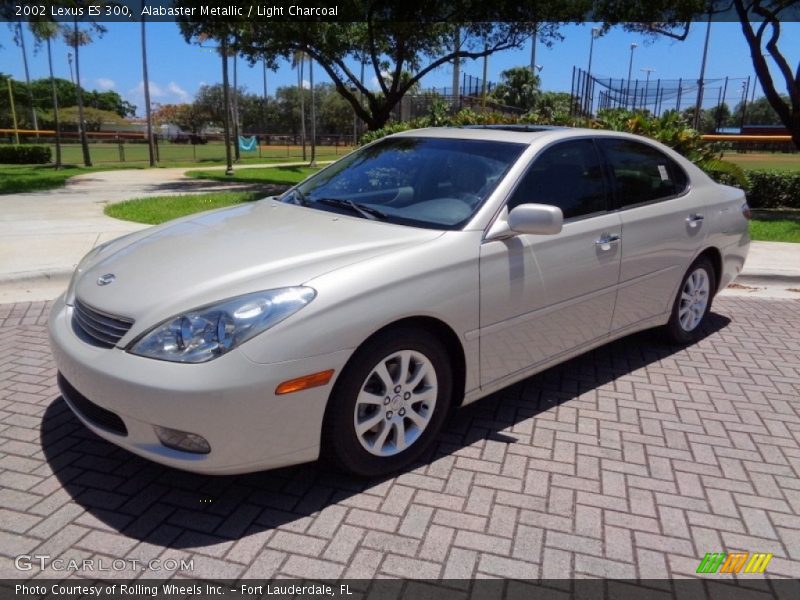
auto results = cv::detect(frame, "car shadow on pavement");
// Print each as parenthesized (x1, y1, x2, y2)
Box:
(40, 313, 730, 550)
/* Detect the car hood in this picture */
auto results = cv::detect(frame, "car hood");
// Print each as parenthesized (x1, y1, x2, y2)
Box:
(74, 199, 443, 322)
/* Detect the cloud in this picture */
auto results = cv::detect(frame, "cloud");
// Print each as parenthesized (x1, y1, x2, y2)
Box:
(128, 80, 165, 98)
(167, 82, 190, 102)
(301, 79, 310, 89)
(96, 78, 115, 90)
(126, 80, 193, 115)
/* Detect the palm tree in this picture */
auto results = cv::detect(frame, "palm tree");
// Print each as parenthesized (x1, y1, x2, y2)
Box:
(141, 3, 156, 167)
(292, 50, 307, 161)
(14, 22, 39, 134)
(308, 54, 316, 167)
(30, 21, 62, 168)
(232, 50, 241, 162)
(64, 20, 93, 166)
(219, 37, 234, 176)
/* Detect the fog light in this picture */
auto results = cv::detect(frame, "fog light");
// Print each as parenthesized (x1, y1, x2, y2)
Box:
(153, 425, 211, 454)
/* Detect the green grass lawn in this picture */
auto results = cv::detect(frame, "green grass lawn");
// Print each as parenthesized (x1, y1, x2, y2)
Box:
(185, 166, 320, 185)
(749, 219, 800, 242)
(108, 166, 322, 224)
(104, 191, 264, 224)
(724, 152, 800, 172)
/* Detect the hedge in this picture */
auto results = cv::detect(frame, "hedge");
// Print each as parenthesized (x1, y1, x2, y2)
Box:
(746, 171, 800, 210)
(0, 145, 52, 164)
(701, 162, 800, 209)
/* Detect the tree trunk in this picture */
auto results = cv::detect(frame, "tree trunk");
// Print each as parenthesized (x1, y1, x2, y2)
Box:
(73, 20, 91, 167)
(233, 53, 241, 162)
(17, 23, 39, 135)
(298, 59, 306, 161)
(309, 56, 316, 166)
(221, 39, 233, 175)
(734, 0, 800, 151)
(141, 10, 156, 167)
(46, 37, 62, 169)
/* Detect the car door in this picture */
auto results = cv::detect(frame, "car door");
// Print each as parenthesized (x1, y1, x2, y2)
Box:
(479, 138, 622, 388)
(597, 138, 701, 331)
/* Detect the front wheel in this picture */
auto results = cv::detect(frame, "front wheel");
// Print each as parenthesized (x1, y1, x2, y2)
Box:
(323, 328, 453, 477)
(663, 257, 716, 344)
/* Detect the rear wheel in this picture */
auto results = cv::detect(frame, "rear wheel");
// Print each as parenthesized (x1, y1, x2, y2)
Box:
(324, 328, 452, 477)
(664, 256, 716, 344)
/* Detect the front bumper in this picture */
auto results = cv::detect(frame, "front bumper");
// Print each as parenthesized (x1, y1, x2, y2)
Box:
(47, 294, 351, 475)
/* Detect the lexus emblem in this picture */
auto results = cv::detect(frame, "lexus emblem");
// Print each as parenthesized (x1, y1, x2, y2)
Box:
(97, 273, 116, 286)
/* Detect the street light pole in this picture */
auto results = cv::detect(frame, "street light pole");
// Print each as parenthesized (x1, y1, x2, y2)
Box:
(740, 79, 749, 129)
(694, 12, 713, 130)
(585, 27, 600, 115)
(641, 67, 655, 113)
(627, 43, 637, 109)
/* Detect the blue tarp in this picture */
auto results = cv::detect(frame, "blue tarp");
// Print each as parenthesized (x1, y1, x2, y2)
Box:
(238, 136, 257, 152)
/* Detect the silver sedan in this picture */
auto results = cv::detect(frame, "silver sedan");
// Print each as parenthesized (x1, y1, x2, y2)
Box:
(48, 127, 750, 476)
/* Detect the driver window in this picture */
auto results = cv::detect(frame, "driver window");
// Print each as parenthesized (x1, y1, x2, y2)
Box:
(507, 139, 608, 220)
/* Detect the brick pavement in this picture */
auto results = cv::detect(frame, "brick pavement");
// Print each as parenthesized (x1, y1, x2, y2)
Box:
(0, 297, 799, 582)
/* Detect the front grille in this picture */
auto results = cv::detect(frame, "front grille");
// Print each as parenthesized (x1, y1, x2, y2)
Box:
(57, 372, 128, 436)
(72, 298, 134, 348)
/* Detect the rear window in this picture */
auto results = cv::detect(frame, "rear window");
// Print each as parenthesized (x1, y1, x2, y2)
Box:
(599, 139, 689, 208)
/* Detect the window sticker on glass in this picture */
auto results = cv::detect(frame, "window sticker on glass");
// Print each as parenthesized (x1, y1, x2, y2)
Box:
(658, 165, 669, 181)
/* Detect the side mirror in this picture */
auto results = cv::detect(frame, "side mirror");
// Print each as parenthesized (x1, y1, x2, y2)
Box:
(507, 203, 563, 236)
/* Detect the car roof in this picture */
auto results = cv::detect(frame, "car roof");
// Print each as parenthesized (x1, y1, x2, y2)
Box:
(388, 125, 697, 154)
(390, 125, 640, 145)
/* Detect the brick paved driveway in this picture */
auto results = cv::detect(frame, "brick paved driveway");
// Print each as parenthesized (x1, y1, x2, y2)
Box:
(1, 297, 799, 581)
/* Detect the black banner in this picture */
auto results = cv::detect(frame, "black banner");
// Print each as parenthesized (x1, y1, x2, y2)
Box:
(3, 579, 800, 600)
(3, 0, 800, 23)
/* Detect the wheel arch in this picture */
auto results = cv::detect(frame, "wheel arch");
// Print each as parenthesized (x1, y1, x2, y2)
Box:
(324, 316, 467, 424)
(696, 246, 723, 293)
(319, 315, 468, 473)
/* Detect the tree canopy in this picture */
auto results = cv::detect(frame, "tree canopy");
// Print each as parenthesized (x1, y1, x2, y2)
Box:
(491, 67, 541, 111)
(178, 2, 590, 130)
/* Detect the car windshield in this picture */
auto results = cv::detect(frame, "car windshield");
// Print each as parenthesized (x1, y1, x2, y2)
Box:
(281, 136, 526, 229)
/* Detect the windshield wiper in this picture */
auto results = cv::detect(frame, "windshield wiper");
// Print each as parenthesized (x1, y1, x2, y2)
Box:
(315, 197, 388, 221)
(287, 187, 310, 206)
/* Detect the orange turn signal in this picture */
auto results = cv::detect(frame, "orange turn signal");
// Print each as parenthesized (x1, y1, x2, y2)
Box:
(275, 369, 335, 395)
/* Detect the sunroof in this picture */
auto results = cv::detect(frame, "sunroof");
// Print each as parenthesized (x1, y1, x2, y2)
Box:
(460, 125, 566, 133)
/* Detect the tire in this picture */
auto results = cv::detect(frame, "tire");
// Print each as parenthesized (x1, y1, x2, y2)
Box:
(663, 256, 716, 344)
(323, 327, 453, 477)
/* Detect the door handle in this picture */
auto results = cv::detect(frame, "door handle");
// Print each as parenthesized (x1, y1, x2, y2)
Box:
(686, 213, 705, 227)
(595, 233, 621, 247)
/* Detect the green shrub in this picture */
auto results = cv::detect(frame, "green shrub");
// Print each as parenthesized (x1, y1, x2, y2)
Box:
(594, 109, 719, 165)
(0, 144, 52, 164)
(746, 171, 800, 209)
(360, 121, 419, 145)
(702, 159, 750, 191)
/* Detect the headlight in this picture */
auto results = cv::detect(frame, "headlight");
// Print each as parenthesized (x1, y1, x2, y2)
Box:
(129, 287, 316, 363)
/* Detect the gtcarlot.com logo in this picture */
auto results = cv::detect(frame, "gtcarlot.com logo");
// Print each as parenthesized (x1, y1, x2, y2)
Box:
(696, 552, 773, 574)
(15, 555, 194, 572)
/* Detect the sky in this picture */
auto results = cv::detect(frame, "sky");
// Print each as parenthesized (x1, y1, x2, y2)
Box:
(1, 20, 799, 117)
